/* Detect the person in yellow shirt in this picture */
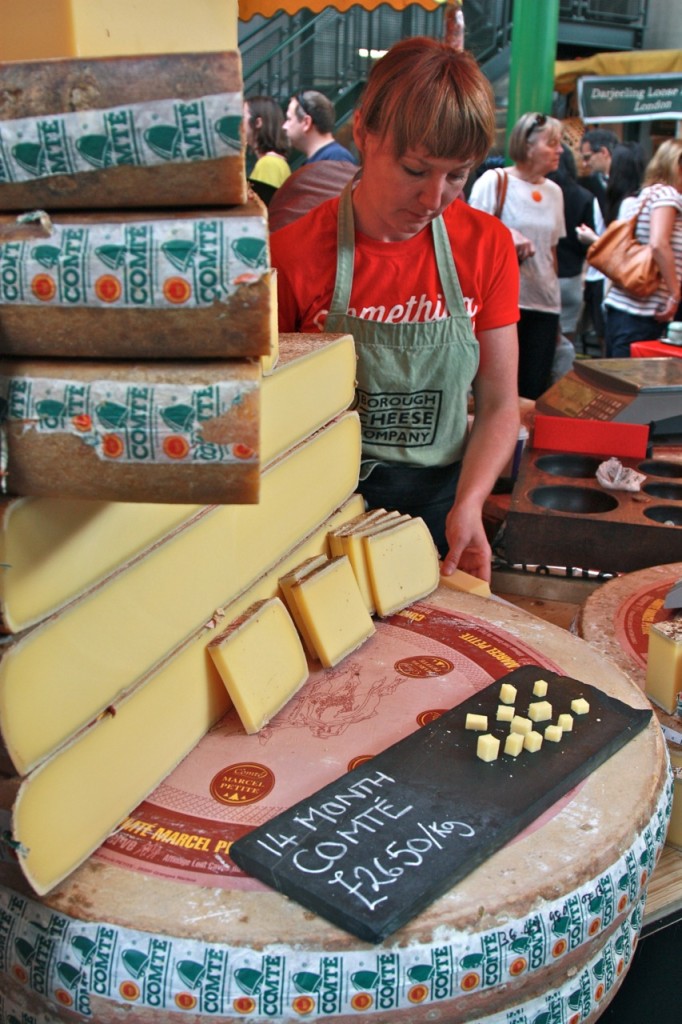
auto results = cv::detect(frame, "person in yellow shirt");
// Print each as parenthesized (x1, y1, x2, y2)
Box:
(243, 95, 291, 205)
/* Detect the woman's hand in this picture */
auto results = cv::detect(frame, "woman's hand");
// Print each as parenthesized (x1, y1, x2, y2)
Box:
(509, 227, 535, 263)
(576, 223, 598, 246)
(655, 291, 681, 323)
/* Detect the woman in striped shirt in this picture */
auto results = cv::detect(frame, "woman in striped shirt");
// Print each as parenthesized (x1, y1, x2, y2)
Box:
(603, 138, 682, 358)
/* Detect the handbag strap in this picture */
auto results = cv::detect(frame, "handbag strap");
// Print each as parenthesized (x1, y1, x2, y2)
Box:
(494, 168, 508, 219)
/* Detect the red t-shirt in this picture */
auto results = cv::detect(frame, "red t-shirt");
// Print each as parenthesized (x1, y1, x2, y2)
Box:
(270, 195, 519, 336)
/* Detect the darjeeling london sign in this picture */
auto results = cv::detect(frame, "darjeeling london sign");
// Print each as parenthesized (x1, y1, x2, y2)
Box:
(578, 72, 682, 123)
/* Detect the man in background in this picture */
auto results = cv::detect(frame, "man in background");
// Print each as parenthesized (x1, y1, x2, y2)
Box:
(579, 128, 618, 215)
(283, 91, 357, 165)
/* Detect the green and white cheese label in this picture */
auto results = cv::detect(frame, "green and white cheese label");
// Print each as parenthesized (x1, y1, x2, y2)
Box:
(0, 216, 267, 309)
(0, 92, 242, 184)
(0, 376, 258, 472)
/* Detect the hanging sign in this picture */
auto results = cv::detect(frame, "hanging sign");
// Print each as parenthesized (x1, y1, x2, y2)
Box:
(578, 72, 682, 123)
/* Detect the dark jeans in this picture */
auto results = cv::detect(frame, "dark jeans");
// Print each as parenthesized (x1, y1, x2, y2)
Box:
(604, 305, 665, 358)
(358, 461, 461, 559)
(518, 308, 561, 400)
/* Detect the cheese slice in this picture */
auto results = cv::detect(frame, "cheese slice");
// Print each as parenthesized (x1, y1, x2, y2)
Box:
(439, 568, 492, 598)
(363, 516, 440, 616)
(645, 619, 682, 715)
(286, 556, 375, 668)
(208, 598, 308, 734)
(278, 555, 329, 659)
(0, 0, 238, 58)
(10, 495, 365, 896)
(0, 333, 356, 634)
(0, 412, 362, 775)
(333, 512, 406, 613)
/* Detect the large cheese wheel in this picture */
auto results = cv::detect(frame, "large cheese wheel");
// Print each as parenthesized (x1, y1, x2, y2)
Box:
(0, 588, 670, 1023)
(576, 562, 682, 849)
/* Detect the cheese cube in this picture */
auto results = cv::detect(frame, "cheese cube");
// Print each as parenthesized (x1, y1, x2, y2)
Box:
(496, 704, 515, 723)
(465, 713, 488, 731)
(558, 713, 574, 732)
(544, 724, 563, 743)
(571, 697, 590, 716)
(645, 619, 682, 715)
(523, 731, 543, 753)
(528, 700, 553, 723)
(510, 715, 532, 736)
(287, 556, 375, 668)
(504, 732, 524, 757)
(208, 598, 308, 735)
(499, 682, 517, 705)
(533, 678, 549, 697)
(476, 734, 500, 762)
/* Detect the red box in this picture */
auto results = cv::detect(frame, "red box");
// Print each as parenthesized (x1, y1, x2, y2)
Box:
(532, 415, 649, 459)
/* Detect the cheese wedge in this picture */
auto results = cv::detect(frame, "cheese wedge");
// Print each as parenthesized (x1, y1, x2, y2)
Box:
(286, 556, 375, 668)
(439, 568, 492, 598)
(278, 555, 330, 659)
(208, 598, 308, 734)
(0, 333, 357, 633)
(0, 0, 238, 59)
(363, 516, 440, 617)
(645, 619, 682, 715)
(0, 412, 362, 775)
(333, 512, 407, 613)
(10, 494, 365, 896)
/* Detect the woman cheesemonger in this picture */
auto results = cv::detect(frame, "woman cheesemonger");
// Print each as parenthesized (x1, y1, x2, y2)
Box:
(270, 38, 520, 583)
(602, 137, 682, 358)
(468, 112, 564, 401)
(243, 95, 291, 206)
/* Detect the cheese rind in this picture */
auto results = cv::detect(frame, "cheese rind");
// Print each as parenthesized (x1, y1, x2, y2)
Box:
(287, 556, 375, 668)
(363, 516, 440, 617)
(645, 619, 682, 715)
(208, 598, 308, 734)
(0, 412, 362, 775)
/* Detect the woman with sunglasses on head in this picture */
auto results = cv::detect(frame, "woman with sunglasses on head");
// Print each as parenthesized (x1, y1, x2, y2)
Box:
(270, 38, 520, 584)
(469, 112, 565, 400)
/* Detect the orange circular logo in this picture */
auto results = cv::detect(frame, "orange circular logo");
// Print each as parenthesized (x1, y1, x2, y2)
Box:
(232, 443, 255, 460)
(119, 980, 140, 1001)
(102, 433, 125, 458)
(350, 993, 373, 1011)
(32, 273, 56, 301)
(395, 656, 454, 678)
(348, 754, 373, 771)
(594, 982, 605, 1001)
(509, 956, 527, 976)
(588, 918, 602, 936)
(210, 762, 275, 805)
(460, 971, 480, 991)
(617, 894, 628, 913)
(175, 992, 197, 1010)
(163, 435, 190, 460)
(292, 995, 315, 1014)
(163, 277, 192, 304)
(72, 414, 92, 432)
(416, 709, 447, 726)
(95, 274, 122, 302)
(551, 938, 568, 958)
(233, 996, 256, 1013)
(407, 984, 429, 1003)
(13, 965, 28, 984)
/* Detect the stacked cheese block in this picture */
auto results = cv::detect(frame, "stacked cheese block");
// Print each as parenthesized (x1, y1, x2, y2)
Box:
(0, 0, 274, 505)
(0, 1, 368, 895)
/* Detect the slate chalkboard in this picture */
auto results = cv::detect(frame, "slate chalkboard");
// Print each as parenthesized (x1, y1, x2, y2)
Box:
(229, 665, 652, 943)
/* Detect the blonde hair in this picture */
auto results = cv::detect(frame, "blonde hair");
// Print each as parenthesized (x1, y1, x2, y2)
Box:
(643, 137, 682, 187)
(508, 112, 562, 163)
(356, 37, 495, 165)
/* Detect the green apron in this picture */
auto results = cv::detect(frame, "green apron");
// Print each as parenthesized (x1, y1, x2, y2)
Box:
(324, 181, 480, 476)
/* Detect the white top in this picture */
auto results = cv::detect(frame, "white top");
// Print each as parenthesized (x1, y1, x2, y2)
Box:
(469, 169, 564, 314)
(604, 182, 682, 316)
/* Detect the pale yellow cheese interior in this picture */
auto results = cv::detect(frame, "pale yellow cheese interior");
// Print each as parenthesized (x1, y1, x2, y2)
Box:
(11, 495, 365, 895)
(439, 568, 492, 598)
(363, 516, 440, 616)
(0, 412, 362, 775)
(0, 0, 238, 59)
(288, 556, 375, 668)
(336, 513, 406, 613)
(645, 619, 682, 715)
(278, 555, 329, 658)
(208, 598, 308, 734)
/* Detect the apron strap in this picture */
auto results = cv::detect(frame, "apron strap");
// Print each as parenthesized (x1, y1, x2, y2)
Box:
(329, 181, 468, 318)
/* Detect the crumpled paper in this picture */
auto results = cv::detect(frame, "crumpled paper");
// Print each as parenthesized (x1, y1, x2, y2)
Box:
(596, 457, 646, 492)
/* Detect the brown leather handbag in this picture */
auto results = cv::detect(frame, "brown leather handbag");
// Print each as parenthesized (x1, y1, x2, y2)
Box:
(586, 198, 661, 298)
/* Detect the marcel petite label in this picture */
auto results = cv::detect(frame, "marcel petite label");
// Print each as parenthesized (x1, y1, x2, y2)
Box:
(0, 216, 267, 311)
(0, 92, 242, 185)
(0, 376, 258, 467)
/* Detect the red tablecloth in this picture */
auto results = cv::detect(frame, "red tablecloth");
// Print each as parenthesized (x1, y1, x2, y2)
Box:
(630, 339, 682, 358)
